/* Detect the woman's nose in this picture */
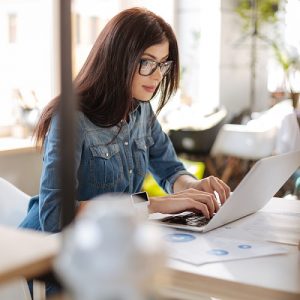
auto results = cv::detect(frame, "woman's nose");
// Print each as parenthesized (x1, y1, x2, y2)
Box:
(150, 66, 163, 81)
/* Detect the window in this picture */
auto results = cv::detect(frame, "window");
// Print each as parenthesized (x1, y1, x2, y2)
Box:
(0, 0, 55, 132)
(177, 1, 221, 116)
(76, 14, 81, 45)
(73, 0, 119, 75)
(268, 0, 300, 96)
(8, 13, 17, 44)
(89, 16, 100, 45)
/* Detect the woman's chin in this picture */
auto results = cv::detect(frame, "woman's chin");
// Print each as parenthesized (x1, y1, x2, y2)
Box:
(134, 97, 152, 102)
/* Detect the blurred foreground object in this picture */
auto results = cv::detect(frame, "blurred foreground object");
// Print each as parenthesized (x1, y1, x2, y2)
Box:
(54, 194, 166, 300)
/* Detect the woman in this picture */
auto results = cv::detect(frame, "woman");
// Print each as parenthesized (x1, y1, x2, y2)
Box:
(20, 7, 230, 234)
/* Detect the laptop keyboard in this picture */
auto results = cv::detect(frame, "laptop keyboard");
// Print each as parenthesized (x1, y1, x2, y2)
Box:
(161, 212, 211, 227)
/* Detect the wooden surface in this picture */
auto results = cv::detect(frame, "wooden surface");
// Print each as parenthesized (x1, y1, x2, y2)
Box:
(0, 227, 59, 283)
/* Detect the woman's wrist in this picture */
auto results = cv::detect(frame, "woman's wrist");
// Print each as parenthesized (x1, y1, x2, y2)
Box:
(173, 175, 199, 192)
(184, 179, 200, 190)
(148, 197, 156, 214)
(148, 196, 165, 214)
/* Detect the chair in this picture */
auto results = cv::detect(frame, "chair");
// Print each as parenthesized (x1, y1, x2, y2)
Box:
(210, 123, 277, 160)
(210, 100, 300, 183)
(167, 107, 227, 177)
(168, 106, 227, 156)
(0, 177, 30, 227)
(0, 177, 44, 300)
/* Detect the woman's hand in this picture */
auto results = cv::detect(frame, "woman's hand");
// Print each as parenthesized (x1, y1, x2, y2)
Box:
(149, 188, 222, 219)
(186, 176, 231, 204)
(151, 175, 231, 218)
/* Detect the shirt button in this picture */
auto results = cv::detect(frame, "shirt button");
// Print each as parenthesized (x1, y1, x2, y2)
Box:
(124, 141, 128, 146)
(129, 169, 133, 174)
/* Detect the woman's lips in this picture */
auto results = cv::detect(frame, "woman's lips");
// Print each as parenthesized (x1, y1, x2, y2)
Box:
(142, 85, 156, 93)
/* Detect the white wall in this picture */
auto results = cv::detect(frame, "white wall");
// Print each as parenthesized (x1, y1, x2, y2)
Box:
(177, 0, 221, 115)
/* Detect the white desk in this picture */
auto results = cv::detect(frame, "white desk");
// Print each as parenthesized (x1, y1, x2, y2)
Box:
(0, 198, 299, 300)
(161, 198, 300, 300)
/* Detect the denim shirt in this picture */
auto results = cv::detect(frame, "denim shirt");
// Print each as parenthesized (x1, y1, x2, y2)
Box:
(19, 102, 193, 233)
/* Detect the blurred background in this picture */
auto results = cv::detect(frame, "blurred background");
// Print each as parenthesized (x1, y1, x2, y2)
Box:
(0, 0, 299, 198)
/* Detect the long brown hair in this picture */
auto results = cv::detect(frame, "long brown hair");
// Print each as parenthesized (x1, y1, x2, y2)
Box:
(35, 7, 179, 146)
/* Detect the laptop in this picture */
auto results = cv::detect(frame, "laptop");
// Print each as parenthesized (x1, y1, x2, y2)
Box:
(151, 150, 300, 233)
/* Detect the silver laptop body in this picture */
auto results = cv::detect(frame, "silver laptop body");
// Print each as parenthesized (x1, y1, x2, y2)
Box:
(152, 150, 300, 233)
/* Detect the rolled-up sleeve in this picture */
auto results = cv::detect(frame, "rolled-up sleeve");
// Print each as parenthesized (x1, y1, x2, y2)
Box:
(148, 108, 195, 194)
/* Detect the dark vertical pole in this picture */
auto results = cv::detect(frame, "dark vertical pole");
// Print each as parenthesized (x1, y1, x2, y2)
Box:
(59, 0, 76, 228)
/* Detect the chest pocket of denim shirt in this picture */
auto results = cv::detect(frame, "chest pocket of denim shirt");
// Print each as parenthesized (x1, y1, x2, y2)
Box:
(89, 143, 123, 189)
(134, 136, 154, 177)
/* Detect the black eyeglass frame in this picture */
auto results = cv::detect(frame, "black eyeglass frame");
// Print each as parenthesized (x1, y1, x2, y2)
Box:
(138, 59, 173, 76)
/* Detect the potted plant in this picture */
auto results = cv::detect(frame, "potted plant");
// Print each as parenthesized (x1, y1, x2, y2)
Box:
(234, 0, 297, 111)
(271, 42, 300, 108)
(235, 0, 281, 31)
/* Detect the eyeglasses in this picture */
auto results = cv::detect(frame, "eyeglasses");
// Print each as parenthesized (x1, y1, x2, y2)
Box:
(138, 59, 173, 76)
